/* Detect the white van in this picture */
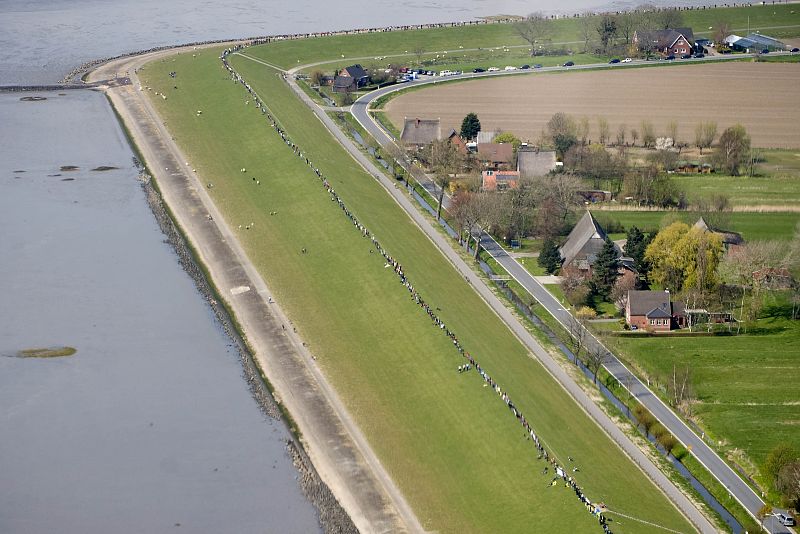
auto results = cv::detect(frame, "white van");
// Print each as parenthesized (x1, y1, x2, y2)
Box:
(439, 70, 453, 77)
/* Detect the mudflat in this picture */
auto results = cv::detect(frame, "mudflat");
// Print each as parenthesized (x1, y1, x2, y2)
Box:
(385, 62, 800, 148)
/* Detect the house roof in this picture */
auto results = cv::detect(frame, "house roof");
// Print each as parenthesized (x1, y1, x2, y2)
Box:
(341, 64, 368, 79)
(333, 75, 356, 89)
(481, 170, 520, 191)
(694, 217, 744, 245)
(477, 131, 496, 144)
(400, 117, 441, 146)
(647, 307, 672, 319)
(477, 143, 514, 163)
(559, 211, 609, 267)
(517, 149, 557, 178)
(744, 33, 785, 48)
(627, 290, 672, 317)
(636, 27, 695, 49)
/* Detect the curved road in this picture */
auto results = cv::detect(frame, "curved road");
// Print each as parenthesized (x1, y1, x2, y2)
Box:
(346, 56, 795, 534)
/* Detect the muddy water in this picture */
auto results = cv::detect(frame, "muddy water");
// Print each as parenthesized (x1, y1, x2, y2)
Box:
(0, 91, 321, 533)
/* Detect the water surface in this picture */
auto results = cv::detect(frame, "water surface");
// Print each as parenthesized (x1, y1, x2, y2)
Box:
(0, 90, 321, 533)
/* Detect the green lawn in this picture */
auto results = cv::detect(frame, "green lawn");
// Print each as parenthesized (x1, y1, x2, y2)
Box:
(591, 210, 800, 242)
(672, 173, 800, 208)
(246, 4, 800, 70)
(139, 49, 693, 533)
(603, 294, 800, 483)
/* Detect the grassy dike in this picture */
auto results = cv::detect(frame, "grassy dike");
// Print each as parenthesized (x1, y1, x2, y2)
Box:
(245, 4, 800, 70)
(139, 49, 694, 533)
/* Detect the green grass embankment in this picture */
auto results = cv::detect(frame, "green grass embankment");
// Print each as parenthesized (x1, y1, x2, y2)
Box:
(139, 48, 693, 534)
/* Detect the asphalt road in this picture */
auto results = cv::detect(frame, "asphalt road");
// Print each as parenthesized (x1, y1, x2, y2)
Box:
(347, 56, 796, 534)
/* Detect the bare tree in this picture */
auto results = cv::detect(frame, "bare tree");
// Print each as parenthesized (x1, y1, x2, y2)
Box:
(617, 12, 637, 44)
(466, 192, 501, 259)
(515, 13, 552, 57)
(669, 364, 695, 416)
(597, 117, 610, 146)
(596, 14, 618, 54)
(310, 70, 325, 86)
(630, 127, 639, 147)
(694, 121, 717, 155)
(586, 345, 607, 384)
(616, 123, 627, 147)
(428, 139, 463, 221)
(712, 22, 732, 48)
(578, 116, 590, 146)
(657, 9, 683, 29)
(567, 314, 589, 363)
(640, 120, 655, 148)
(666, 120, 678, 147)
(579, 14, 595, 52)
(414, 47, 426, 64)
(384, 142, 407, 181)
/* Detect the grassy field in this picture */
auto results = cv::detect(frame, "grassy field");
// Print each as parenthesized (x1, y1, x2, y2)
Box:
(591, 210, 800, 242)
(245, 4, 800, 70)
(603, 293, 800, 483)
(672, 173, 800, 208)
(139, 49, 694, 533)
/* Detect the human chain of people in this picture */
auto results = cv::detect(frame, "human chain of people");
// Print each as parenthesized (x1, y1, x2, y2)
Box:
(220, 42, 626, 533)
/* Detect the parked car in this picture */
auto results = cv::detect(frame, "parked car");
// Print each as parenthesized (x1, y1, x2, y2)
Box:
(487, 66, 500, 72)
(665, 54, 675, 60)
(504, 65, 517, 71)
(563, 61, 574, 67)
(681, 54, 692, 59)
(473, 67, 485, 72)
(533, 64, 543, 69)
(776, 512, 795, 527)
(622, 57, 633, 63)
(761, 48, 770, 54)
(694, 52, 705, 58)
(426, 70, 434, 76)
(792, 47, 800, 53)
(521, 64, 530, 69)
(609, 58, 620, 64)
(439, 70, 453, 76)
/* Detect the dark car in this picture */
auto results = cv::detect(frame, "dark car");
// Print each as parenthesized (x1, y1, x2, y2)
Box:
(665, 54, 675, 60)
(472, 67, 485, 73)
(563, 61, 574, 67)
(521, 64, 530, 69)
(761, 48, 770, 54)
(720, 48, 732, 54)
(681, 54, 692, 59)
(694, 52, 705, 58)
(609, 58, 620, 64)
(792, 47, 800, 53)
(533, 64, 543, 69)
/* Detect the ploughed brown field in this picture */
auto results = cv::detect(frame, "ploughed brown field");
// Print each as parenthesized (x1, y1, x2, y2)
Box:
(384, 62, 800, 149)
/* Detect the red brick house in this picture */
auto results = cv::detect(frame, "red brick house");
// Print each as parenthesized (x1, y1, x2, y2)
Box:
(446, 129, 468, 155)
(481, 170, 519, 191)
(625, 290, 686, 331)
(633, 28, 695, 56)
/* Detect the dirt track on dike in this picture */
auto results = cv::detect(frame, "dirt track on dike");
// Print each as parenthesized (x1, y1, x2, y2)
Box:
(385, 62, 800, 149)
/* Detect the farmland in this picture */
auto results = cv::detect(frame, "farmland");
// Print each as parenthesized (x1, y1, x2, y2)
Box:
(383, 62, 800, 149)
(137, 48, 694, 533)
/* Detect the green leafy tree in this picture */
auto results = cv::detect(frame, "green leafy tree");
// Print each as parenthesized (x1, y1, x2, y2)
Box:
(547, 112, 578, 159)
(596, 15, 617, 53)
(763, 443, 799, 490)
(538, 238, 563, 274)
(309, 70, 324, 86)
(714, 124, 751, 176)
(460, 112, 481, 140)
(591, 238, 620, 298)
(494, 131, 522, 152)
(624, 226, 652, 279)
(645, 223, 723, 292)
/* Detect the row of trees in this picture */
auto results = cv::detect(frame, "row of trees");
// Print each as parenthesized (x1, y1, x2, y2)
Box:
(517, 6, 687, 57)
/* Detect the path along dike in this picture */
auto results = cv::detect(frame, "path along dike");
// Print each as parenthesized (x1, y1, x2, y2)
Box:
(88, 47, 421, 534)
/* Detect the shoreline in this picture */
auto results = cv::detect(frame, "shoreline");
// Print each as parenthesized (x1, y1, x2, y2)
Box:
(92, 49, 419, 533)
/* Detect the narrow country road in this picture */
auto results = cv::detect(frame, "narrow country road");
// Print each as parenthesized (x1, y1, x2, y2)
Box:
(343, 58, 793, 534)
(237, 51, 720, 534)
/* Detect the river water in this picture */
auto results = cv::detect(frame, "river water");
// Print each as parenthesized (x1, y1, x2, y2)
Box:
(0, 0, 729, 532)
(0, 91, 321, 533)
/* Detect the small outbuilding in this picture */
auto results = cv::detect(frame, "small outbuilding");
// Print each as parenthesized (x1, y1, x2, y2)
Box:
(400, 117, 442, 149)
(625, 290, 686, 331)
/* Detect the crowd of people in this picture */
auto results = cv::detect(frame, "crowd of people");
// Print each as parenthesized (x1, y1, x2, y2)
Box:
(220, 43, 615, 532)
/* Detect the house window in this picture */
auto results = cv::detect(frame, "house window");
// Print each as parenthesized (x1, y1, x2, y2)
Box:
(649, 319, 656, 325)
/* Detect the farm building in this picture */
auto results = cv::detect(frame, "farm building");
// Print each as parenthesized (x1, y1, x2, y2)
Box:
(559, 212, 637, 284)
(332, 64, 369, 92)
(477, 131, 497, 144)
(400, 117, 441, 149)
(481, 170, 519, 191)
(477, 143, 514, 169)
(633, 27, 696, 56)
(517, 148, 557, 178)
(625, 290, 686, 331)
(694, 217, 744, 252)
(727, 33, 786, 52)
(446, 128, 469, 155)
